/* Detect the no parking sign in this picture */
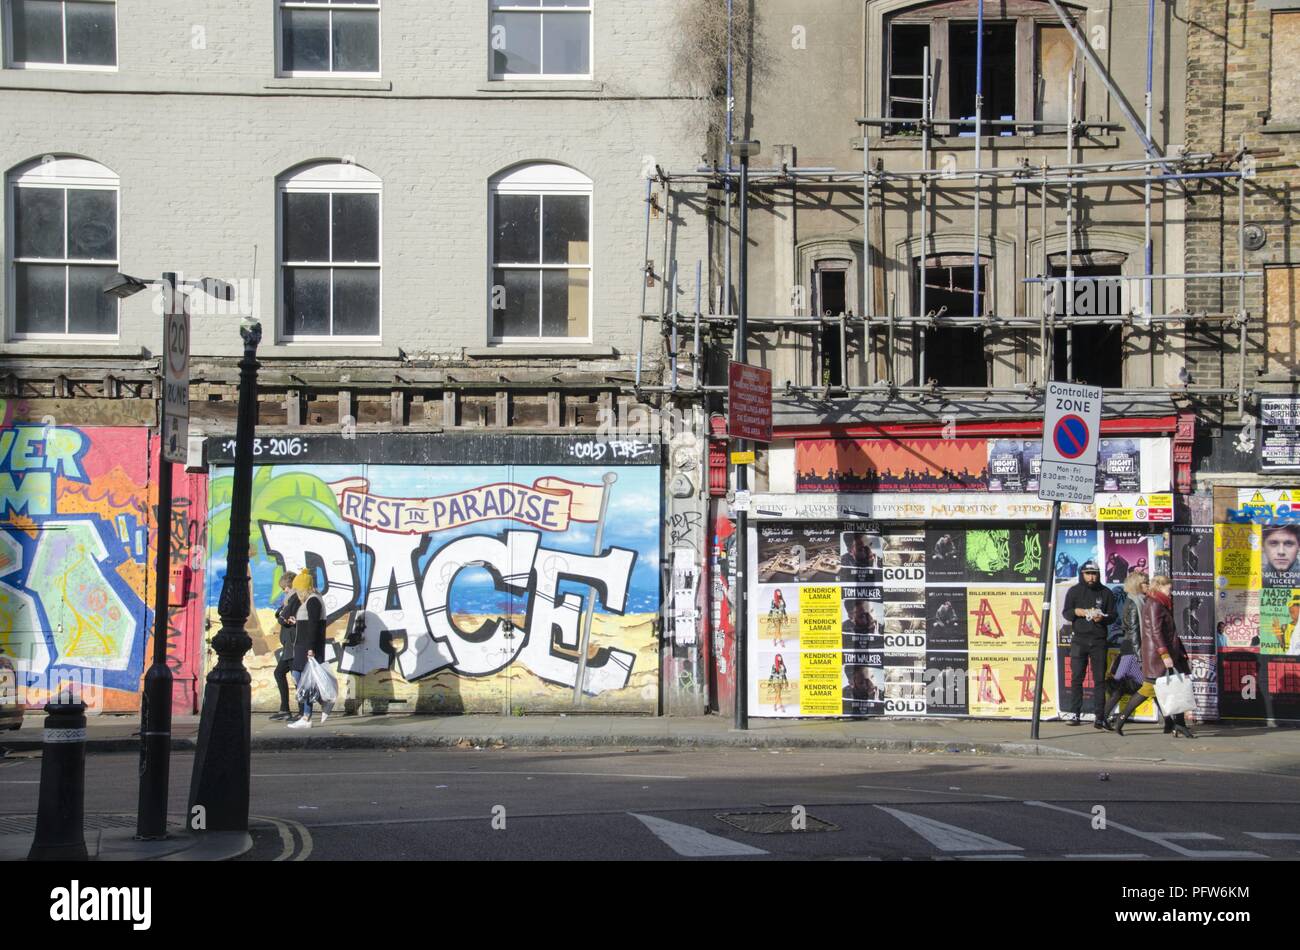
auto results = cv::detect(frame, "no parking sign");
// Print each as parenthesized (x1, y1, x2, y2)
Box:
(1038, 382, 1102, 505)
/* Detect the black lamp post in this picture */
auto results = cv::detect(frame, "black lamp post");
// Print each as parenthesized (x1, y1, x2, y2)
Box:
(187, 315, 261, 832)
(102, 271, 235, 840)
(728, 140, 759, 731)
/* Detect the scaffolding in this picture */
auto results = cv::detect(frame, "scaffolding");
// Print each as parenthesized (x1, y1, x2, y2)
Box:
(636, 0, 1268, 415)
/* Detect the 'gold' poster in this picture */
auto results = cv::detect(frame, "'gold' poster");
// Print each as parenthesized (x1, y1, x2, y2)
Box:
(966, 586, 1043, 651)
(800, 585, 843, 650)
(800, 651, 842, 714)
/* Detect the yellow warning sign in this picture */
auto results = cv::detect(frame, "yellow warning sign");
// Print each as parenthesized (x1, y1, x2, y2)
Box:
(730, 451, 756, 465)
(1251, 490, 1267, 504)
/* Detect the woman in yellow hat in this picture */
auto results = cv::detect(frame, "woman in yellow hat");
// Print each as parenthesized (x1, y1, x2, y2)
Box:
(287, 568, 328, 729)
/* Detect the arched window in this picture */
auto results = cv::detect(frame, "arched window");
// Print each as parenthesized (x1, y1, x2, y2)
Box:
(7, 156, 118, 339)
(278, 161, 381, 341)
(489, 163, 591, 342)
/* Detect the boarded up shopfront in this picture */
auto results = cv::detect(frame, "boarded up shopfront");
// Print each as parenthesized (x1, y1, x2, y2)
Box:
(204, 434, 662, 715)
(742, 432, 1179, 721)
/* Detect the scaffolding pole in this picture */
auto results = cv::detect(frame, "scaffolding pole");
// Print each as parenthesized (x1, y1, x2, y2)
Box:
(972, 0, 985, 339)
(919, 46, 932, 386)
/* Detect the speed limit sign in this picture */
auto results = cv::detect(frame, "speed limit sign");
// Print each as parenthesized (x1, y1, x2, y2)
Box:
(162, 296, 190, 464)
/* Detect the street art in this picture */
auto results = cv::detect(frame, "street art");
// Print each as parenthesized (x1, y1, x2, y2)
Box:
(0, 416, 160, 711)
(206, 463, 661, 713)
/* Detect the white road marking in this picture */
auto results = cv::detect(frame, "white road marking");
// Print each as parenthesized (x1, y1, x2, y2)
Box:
(251, 769, 686, 781)
(629, 813, 768, 858)
(1246, 832, 1300, 840)
(1023, 801, 1265, 859)
(875, 806, 1023, 853)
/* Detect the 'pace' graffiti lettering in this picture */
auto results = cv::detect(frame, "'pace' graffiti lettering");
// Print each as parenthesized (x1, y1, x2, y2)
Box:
(263, 524, 637, 693)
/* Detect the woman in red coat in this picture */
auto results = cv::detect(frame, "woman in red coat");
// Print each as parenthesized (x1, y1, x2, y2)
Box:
(1116, 575, 1194, 737)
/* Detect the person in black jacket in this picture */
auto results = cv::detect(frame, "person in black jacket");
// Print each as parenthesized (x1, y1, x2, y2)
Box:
(1062, 560, 1117, 728)
(270, 572, 300, 721)
(287, 569, 328, 729)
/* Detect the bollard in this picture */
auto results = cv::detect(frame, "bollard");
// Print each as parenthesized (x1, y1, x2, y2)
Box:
(27, 701, 89, 862)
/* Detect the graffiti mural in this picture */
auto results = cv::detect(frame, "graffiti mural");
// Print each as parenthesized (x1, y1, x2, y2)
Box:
(206, 463, 661, 713)
(0, 415, 159, 711)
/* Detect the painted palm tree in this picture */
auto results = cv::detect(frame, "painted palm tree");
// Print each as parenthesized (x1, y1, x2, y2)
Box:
(206, 467, 345, 652)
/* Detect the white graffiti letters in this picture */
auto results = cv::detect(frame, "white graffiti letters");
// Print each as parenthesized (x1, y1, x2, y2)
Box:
(261, 524, 638, 692)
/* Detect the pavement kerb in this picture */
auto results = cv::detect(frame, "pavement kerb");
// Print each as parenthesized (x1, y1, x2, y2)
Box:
(2, 732, 1085, 759)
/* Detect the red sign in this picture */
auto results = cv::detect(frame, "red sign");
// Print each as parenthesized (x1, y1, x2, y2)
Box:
(728, 361, 773, 443)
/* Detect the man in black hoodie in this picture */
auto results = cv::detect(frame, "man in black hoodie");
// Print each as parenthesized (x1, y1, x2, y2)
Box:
(1062, 560, 1117, 728)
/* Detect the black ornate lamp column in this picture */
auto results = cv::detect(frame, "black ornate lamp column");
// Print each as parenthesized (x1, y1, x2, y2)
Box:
(187, 318, 261, 833)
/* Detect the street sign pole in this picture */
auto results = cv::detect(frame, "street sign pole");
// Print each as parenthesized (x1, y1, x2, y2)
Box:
(138, 273, 182, 839)
(1031, 381, 1102, 740)
(1031, 500, 1060, 740)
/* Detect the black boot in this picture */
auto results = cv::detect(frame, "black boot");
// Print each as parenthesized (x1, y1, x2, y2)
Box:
(1114, 692, 1147, 737)
(1172, 714, 1195, 739)
(1163, 717, 1175, 734)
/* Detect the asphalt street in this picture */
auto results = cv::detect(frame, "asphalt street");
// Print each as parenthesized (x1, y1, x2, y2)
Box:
(2, 747, 1298, 860)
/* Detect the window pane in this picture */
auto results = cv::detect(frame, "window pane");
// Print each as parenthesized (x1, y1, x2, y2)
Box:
(541, 194, 589, 264)
(65, 1, 116, 66)
(14, 187, 65, 259)
(491, 12, 541, 75)
(284, 267, 331, 336)
(283, 9, 330, 72)
(542, 268, 588, 338)
(542, 12, 589, 75)
(67, 265, 117, 334)
(331, 193, 379, 262)
(492, 268, 540, 338)
(11, 0, 63, 64)
(283, 192, 330, 261)
(494, 194, 540, 264)
(332, 10, 379, 73)
(14, 263, 65, 335)
(67, 189, 117, 260)
(543, 0, 588, 6)
(332, 268, 380, 335)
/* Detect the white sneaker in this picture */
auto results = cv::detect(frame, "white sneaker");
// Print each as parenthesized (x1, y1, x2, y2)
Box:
(288, 718, 311, 729)
(318, 712, 328, 725)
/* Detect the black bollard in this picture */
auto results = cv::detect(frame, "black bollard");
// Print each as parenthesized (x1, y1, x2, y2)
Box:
(27, 701, 89, 861)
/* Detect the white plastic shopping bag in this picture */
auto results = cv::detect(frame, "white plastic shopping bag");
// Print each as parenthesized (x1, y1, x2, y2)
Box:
(305, 655, 338, 711)
(1154, 671, 1195, 717)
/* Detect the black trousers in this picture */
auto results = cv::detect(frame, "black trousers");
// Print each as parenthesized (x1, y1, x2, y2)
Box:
(274, 657, 294, 712)
(1067, 638, 1109, 718)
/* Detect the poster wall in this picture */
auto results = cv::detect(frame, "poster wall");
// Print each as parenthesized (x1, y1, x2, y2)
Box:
(750, 520, 1070, 720)
(1207, 491, 1300, 722)
(205, 462, 661, 713)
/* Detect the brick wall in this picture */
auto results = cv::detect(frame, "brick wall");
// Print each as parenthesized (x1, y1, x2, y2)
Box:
(0, 1, 707, 368)
(1185, 0, 1300, 395)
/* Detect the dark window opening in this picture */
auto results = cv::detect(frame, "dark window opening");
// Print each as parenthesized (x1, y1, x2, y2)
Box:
(888, 24, 931, 133)
(815, 264, 848, 387)
(950, 22, 1017, 136)
(916, 260, 986, 387)
(1050, 264, 1124, 387)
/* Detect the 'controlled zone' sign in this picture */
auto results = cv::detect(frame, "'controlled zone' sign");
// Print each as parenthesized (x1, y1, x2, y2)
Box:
(1038, 382, 1102, 505)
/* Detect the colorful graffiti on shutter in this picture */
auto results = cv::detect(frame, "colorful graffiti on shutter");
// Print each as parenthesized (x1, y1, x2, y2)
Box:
(204, 463, 661, 713)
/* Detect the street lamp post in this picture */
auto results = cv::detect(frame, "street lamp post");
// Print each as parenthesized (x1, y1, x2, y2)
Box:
(188, 315, 262, 833)
(102, 271, 234, 840)
(728, 140, 760, 731)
